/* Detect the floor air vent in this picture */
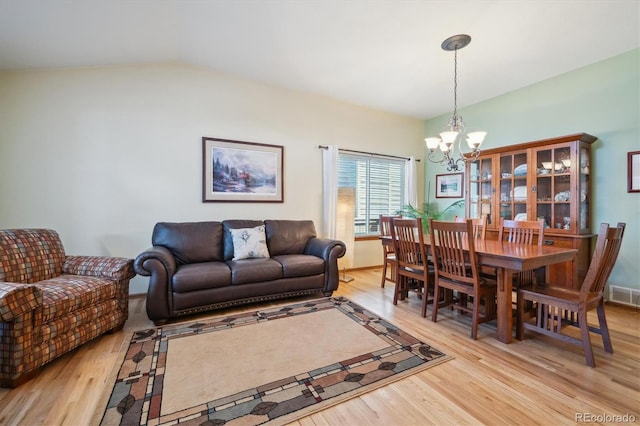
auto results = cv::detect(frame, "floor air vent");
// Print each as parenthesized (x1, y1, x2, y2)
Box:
(608, 285, 640, 308)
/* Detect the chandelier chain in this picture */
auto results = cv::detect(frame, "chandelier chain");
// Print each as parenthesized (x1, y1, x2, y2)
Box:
(453, 48, 458, 119)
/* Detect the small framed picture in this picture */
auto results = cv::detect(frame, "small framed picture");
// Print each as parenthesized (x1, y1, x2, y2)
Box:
(628, 151, 640, 193)
(203, 137, 284, 202)
(435, 173, 464, 198)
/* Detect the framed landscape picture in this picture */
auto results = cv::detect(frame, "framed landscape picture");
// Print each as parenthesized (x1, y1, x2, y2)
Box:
(435, 173, 463, 198)
(202, 137, 284, 202)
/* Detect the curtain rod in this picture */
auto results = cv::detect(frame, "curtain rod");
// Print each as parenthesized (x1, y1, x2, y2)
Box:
(317, 145, 420, 162)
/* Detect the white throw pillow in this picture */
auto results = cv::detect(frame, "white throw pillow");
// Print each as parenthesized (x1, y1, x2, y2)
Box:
(230, 225, 270, 260)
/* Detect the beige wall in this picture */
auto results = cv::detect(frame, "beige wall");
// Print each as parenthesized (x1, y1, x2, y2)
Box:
(0, 63, 423, 293)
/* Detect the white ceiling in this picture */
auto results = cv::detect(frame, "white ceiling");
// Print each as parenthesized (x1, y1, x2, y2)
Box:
(1, 0, 638, 119)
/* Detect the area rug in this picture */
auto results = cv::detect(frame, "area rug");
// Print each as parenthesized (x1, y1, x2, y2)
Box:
(98, 297, 451, 426)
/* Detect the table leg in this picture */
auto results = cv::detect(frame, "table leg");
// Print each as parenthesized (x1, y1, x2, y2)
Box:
(496, 267, 514, 343)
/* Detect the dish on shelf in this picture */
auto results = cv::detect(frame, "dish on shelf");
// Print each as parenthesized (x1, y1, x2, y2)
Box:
(541, 161, 553, 170)
(514, 213, 527, 221)
(555, 190, 570, 202)
(501, 172, 512, 178)
(538, 168, 550, 175)
(514, 164, 527, 176)
(512, 186, 527, 201)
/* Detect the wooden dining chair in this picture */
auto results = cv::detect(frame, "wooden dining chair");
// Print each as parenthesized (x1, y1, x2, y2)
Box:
(498, 218, 544, 246)
(454, 215, 487, 240)
(517, 222, 626, 367)
(389, 217, 433, 317)
(379, 214, 401, 288)
(498, 218, 545, 288)
(428, 218, 497, 339)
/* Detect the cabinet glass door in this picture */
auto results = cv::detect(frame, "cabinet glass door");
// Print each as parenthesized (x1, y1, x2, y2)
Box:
(578, 143, 590, 232)
(534, 144, 571, 231)
(499, 152, 528, 221)
(468, 157, 494, 225)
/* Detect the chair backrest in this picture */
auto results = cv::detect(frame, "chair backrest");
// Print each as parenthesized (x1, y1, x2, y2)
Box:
(380, 214, 402, 255)
(454, 215, 487, 240)
(379, 214, 401, 238)
(428, 219, 479, 287)
(498, 218, 544, 246)
(580, 222, 626, 298)
(389, 217, 426, 271)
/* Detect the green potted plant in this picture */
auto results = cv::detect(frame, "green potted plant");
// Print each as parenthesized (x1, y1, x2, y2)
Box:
(397, 182, 465, 233)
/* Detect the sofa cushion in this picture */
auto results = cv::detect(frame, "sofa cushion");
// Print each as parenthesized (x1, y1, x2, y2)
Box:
(226, 258, 282, 285)
(223, 220, 264, 260)
(230, 225, 270, 260)
(152, 222, 224, 265)
(264, 220, 317, 256)
(37, 276, 118, 323)
(172, 262, 231, 292)
(0, 229, 66, 283)
(40, 298, 120, 342)
(271, 254, 325, 278)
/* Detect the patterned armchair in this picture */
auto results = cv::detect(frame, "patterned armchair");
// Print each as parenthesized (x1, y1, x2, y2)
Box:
(0, 229, 135, 387)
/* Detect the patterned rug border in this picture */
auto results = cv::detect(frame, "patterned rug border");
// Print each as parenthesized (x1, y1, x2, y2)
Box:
(95, 297, 452, 426)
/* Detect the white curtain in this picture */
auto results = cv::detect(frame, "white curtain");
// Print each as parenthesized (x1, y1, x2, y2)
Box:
(404, 156, 418, 207)
(321, 145, 339, 239)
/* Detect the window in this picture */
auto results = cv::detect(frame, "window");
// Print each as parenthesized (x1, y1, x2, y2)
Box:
(338, 153, 406, 236)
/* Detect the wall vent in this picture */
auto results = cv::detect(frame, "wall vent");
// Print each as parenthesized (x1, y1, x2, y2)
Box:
(608, 285, 640, 308)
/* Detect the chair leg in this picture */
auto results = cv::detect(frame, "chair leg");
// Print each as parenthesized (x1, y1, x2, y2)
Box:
(516, 292, 525, 340)
(420, 280, 428, 318)
(596, 302, 613, 353)
(578, 310, 596, 367)
(381, 259, 388, 288)
(431, 285, 441, 322)
(393, 275, 402, 305)
(471, 294, 480, 340)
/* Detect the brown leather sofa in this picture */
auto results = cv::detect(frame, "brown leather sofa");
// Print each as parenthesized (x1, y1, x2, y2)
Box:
(134, 220, 346, 324)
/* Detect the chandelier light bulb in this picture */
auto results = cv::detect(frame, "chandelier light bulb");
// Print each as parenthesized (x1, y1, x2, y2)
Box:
(425, 137, 441, 150)
(439, 131, 458, 144)
(466, 131, 487, 149)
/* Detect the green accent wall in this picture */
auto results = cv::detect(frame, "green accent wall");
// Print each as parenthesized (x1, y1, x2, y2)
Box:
(424, 48, 640, 291)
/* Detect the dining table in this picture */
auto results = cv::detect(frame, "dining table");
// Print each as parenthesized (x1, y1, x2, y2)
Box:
(381, 235, 578, 343)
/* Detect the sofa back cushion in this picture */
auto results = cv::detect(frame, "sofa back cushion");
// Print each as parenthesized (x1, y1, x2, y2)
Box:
(0, 229, 66, 283)
(152, 222, 224, 264)
(222, 220, 264, 261)
(265, 220, 317, 256)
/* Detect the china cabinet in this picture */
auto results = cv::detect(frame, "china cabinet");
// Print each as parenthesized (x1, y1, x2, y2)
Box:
(465, 133, 597, 289)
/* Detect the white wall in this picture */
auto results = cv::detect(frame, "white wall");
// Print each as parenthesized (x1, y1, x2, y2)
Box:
(0, 63, 424, 293)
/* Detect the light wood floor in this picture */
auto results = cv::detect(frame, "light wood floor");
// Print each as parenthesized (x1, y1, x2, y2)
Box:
(1, 268, 639, 425)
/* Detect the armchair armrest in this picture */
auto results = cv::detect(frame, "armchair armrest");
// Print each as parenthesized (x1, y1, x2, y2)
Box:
(305, 238, 346, 293)
(0, 283, 42, 322)
(63, 256, 135, 280)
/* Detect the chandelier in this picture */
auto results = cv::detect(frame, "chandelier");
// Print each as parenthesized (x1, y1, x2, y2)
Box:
(425, 34, 486, 172)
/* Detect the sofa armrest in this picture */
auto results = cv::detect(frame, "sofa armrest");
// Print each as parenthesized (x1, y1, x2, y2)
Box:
(0, 283, 42, 322)
(63, 256, 135, 280)
(305, 238, 346, 293)
(133, 246, 177, 277)
(134, 246, 177, 323)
